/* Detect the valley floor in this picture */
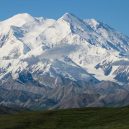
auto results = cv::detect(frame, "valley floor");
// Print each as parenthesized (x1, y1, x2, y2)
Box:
(0, 107, 129, 129)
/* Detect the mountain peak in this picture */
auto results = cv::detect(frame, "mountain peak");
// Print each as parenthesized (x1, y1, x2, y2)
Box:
(2, 13, 35, 27)
(13, 13, 32, 18)
(59, 13, 80, 22)
(7, 13, 34, 21)
(61, 13, 75, 18)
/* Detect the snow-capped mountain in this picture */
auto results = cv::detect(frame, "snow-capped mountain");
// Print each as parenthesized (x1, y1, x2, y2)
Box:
(0, 13, 129, 109)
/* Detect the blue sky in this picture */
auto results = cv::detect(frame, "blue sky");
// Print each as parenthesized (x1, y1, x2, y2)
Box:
(0, 0, 129, 36)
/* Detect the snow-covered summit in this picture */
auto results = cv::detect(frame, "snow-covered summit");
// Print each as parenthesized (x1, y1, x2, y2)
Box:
(1, 13, 35, 27)
(59, 13, 81, 22)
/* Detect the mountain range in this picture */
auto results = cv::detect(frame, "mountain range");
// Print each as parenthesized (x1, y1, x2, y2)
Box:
(1, 13, 129, 109)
